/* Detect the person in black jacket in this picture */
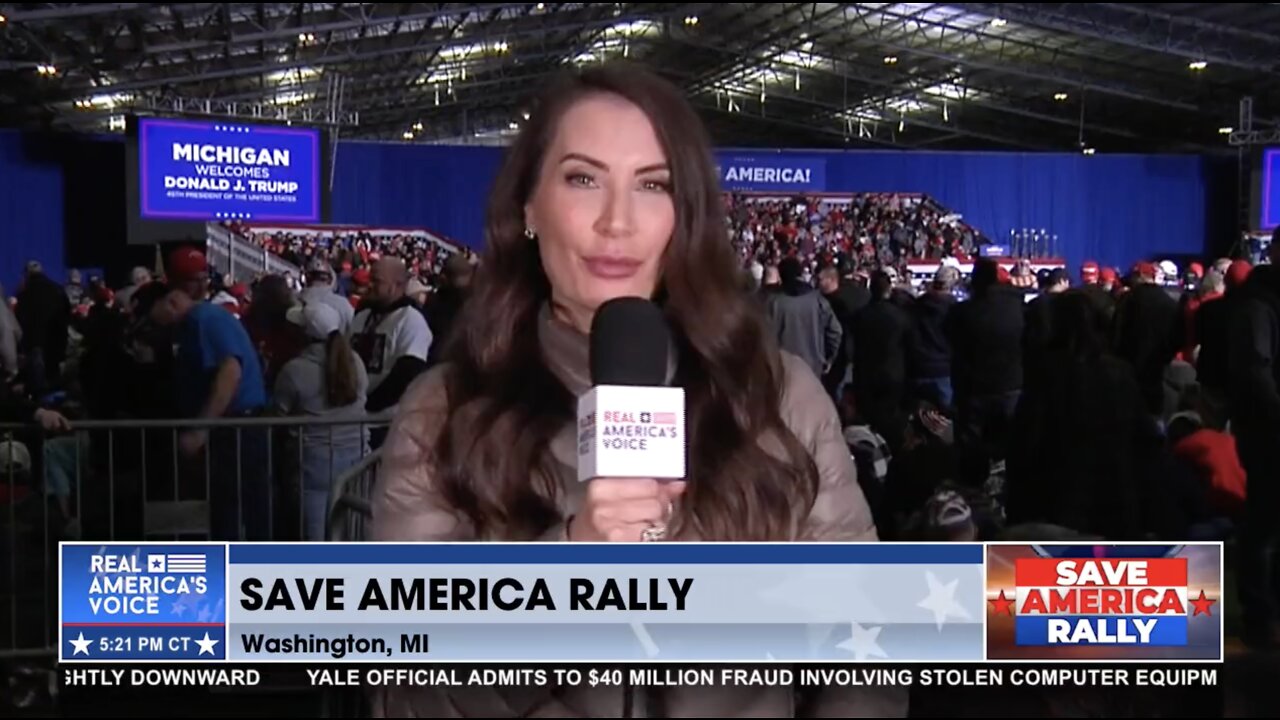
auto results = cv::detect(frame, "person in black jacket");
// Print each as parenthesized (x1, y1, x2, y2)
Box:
(907, 266, 957, 409)
(1006, 291, 1170, 539)
(816, 262, 864, 400)
(424, 254, 473, 367)
(1111, 262, 1179, 417)
(945, 258, 1025, 486)
(13, 261, 72, 397)
(1196, 260, 1252, 428)
(1227, 263, 1280, 648)
(1023, 268, 1070, 391)
(851, 271, 911, 451)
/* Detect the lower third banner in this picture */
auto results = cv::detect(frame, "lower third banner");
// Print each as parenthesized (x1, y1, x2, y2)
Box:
(61, 543, 985, 663)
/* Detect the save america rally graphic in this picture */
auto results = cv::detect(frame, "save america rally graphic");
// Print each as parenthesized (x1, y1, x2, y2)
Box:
(985, 544, 1222, 661)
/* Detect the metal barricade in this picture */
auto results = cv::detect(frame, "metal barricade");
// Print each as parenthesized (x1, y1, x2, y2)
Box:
(0, 414, 391, 669)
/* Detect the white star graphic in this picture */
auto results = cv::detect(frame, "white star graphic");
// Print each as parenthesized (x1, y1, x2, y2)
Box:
(69, 632, 92, 656)
(195, 632, 220, 656)
(836, 622, 888, 661)
(171, 600, 186, 617)
(629, 621, 659, 658)
(917, 571, 971, 631)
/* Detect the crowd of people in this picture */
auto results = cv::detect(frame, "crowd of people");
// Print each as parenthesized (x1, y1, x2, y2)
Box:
(726, 193, 988, 285)
(754, 232, 1280, 648)
(225, 222, 477, 297)
(1, 246, 475, 547)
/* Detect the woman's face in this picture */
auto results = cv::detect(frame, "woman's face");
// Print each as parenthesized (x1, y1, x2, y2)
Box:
(525, 93, 675, 332)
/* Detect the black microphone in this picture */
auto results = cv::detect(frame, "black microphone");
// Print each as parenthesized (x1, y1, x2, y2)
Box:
(576, 297, 685, 482)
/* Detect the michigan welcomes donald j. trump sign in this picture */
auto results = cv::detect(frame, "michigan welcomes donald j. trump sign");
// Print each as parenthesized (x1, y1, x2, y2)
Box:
(717, 154, 826, 192)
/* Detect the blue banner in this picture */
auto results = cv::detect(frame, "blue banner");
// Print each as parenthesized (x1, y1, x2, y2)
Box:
(1263, 148, 1279, 229)
(61, 544, 227, 661)
(138, 118, 321, 222)
(1014, 616, 1188, 646)
(717, 155, 826, 192)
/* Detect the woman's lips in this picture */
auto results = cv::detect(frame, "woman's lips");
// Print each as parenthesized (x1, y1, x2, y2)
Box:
(582, 256, 643, 280)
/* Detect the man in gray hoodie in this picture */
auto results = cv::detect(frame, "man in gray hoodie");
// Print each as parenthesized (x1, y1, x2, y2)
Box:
(763, 257, 843, 380)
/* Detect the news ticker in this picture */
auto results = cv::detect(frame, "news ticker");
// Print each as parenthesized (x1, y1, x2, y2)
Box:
(60, 663, 1220, 691)
(59, 542, 1223, 664)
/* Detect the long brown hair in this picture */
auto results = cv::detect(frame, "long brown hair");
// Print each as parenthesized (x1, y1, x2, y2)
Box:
(324, 331, 360, 407)
(432, 63, 819, 540)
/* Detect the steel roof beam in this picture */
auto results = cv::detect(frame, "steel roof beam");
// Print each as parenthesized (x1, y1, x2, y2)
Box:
(848, 4, 1204, 113)
(962, 3, 1280, 72)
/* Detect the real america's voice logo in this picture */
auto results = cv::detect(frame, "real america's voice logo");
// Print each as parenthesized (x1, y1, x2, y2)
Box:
(61, 543, 228, 661)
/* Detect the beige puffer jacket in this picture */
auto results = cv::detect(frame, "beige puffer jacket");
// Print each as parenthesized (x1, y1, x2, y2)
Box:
(370, 304, 905, 718)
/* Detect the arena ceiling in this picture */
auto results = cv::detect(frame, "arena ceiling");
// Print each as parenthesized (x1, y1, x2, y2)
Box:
(1, 3, 1278, 153)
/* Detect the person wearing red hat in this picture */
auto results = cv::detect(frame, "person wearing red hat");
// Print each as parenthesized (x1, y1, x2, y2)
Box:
(167, 246, 210, 301)
(1080, 261, 1099, 285)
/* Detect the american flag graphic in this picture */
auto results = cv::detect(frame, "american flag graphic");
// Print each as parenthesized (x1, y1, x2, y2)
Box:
(164, 554, 207, 574)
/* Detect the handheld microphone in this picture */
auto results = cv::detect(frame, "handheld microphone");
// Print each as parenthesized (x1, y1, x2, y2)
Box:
(576, 297, 686, 483)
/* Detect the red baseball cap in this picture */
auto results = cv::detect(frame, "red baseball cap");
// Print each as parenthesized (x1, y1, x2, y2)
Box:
(1226, 260, 1252, 289)
(168, 247, 208, 282)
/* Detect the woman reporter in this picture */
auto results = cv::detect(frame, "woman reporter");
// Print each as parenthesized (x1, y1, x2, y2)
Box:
(372, 63, 895, 717)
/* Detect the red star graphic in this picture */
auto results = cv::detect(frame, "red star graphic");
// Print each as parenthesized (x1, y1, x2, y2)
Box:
(1190, 590, 1216, 617)
(988, 590, 1014, 616)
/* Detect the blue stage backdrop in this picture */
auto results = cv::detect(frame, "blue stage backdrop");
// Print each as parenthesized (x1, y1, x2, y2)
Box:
(0, 130, 1228, 291)
(331, 144, 1217, 276)
(0, 131, 66, 294)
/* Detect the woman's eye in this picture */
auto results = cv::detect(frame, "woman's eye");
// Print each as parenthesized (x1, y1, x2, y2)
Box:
(641, 179, 671, 193)
(565, 173, 595, 187)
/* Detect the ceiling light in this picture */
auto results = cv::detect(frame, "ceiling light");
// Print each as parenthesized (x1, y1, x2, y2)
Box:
(0, 13, 7, 23)
(883, 56, 898, 65)
(684, 16, 698, 26)
(509, 121, 519, 130)
(413, 122, 423, 131)
(990, 18, 1007, 28)
(403, 131, 414, 140)
(522, 111, 530, 120)
(1053, 92, 1068, 101)
(1082, 147, 1096, 155)
(1218, 126, 1233, 135)
(1188, 60, 1207, 71)
(536, 2, 545, 9)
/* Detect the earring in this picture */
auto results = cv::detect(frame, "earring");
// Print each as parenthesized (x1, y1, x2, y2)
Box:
(524, 227, 537, 240)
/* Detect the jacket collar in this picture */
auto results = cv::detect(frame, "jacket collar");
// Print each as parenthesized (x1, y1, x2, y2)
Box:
(536, 303, 591, 396)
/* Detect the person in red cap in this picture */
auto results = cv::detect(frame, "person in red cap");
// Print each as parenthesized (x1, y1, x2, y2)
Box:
(1175, 267, 1223, 364)
(1080, 261, 1099, 285)
(167, 246, 210, 301)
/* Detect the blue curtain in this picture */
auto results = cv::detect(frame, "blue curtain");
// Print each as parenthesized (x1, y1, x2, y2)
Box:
(0, 131, 66, 293)
(331, 141, 506, 249)
(818, 150, 1211, 274)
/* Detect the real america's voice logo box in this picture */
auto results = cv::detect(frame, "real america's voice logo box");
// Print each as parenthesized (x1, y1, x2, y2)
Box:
(59, 542, 1223, 664)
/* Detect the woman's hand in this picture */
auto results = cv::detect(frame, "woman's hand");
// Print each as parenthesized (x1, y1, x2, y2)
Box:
(568, 478, 687, 542)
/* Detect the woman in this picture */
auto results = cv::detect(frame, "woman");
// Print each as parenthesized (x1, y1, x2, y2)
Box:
(373, 64, 891, 717)
(274, 302, 369, 540)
